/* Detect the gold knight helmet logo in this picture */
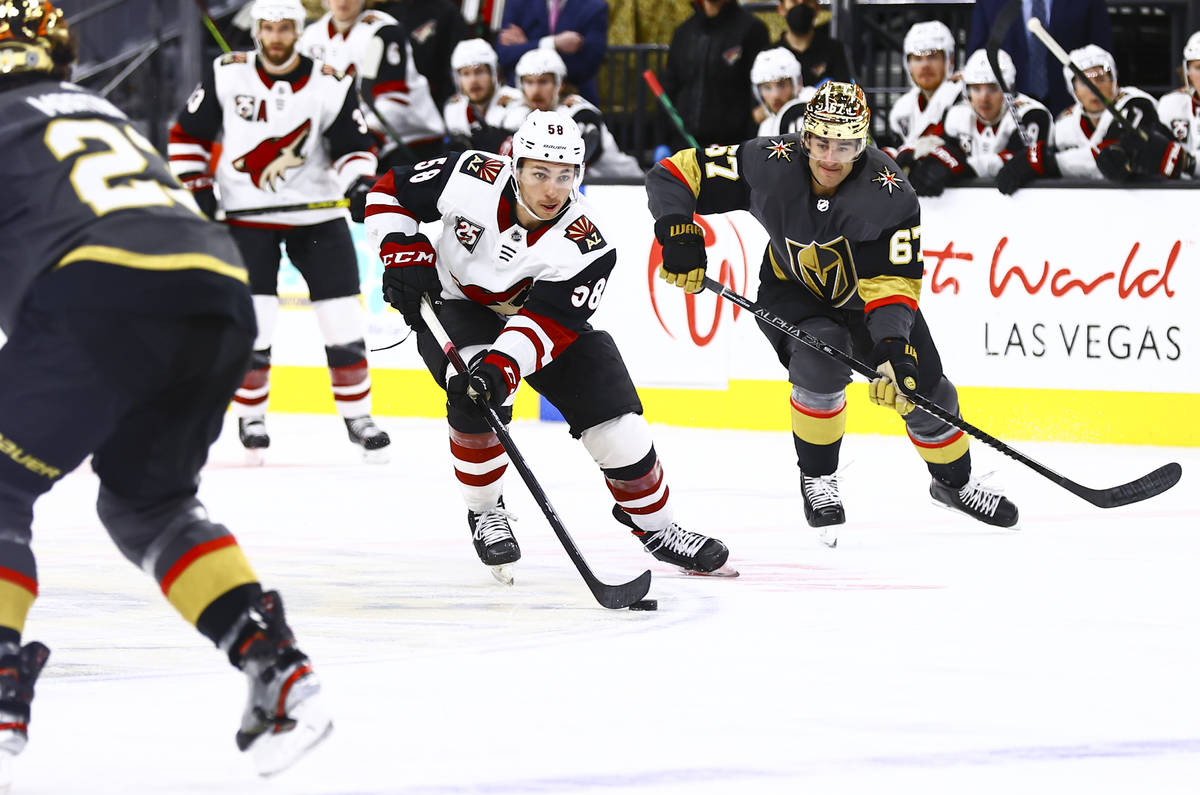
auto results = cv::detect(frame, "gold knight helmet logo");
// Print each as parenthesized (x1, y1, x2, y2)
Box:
(779, 236, 858, 306)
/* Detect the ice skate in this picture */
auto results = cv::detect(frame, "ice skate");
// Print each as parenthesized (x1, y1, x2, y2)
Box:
(612, 505, 737, 577)
(225, 591, 332, 777)
(931, 473, 1019, 528)
(0, 641, 50, 794)
(345, 416, 391, 463)
(801, 472, 844, 548)
(467, 498, 520, 585)
(238, 416, 269, 466)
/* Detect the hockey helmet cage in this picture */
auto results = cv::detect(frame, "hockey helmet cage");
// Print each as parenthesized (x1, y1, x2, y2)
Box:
(0, 0, 71, 77)
(904, 20, 955, 68)
(750, 47, 802, 105)
(1064, 44, 1117, 102)
(250, 0, 306, 48)
(451, 37, 498, 75)
(962, 48, 1016, 91)
(515, 47, 567, 82)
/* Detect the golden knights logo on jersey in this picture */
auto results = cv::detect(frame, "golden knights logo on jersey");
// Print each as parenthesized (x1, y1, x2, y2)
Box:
(232, 119, 311, 190)
(778, 236, 858, 307)
(564, 216, 606, 254)
(460, 153, 504, 183)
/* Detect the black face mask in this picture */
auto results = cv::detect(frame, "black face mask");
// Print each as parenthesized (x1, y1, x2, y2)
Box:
(786, 4, 815, 35)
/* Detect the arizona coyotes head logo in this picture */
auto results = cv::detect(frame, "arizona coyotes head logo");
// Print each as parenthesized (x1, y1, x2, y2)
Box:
(455, 276, 534, 315)
(232, 119, 311, 191)
(564, 215, 606, 254)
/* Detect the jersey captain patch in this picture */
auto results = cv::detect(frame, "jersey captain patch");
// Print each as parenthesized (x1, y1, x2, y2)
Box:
(564, 215, 606, 254)
(460, 152, 504, 183)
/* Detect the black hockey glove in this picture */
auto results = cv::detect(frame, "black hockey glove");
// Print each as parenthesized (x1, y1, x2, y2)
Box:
(380, 232, 440, 331)
(908, 141, 968, 197)
(868, 338, 919, 417)
(344, 175, 377, 223)
(1120, 127, 1193, 179)
(181, 173, 218, 220)
(447, 351, 520, 413)
(653, 214, 707, 294)
(1096, 144, 1134, 183)
(995, 142, 1058, 195)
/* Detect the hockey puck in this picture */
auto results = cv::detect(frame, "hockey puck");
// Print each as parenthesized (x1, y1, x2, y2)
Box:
(627, 599, 658, 611)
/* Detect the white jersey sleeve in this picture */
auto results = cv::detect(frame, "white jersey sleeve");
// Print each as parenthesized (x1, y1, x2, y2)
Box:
(1157, 89, 1199, 169)
(1052, 87, 1158, 179)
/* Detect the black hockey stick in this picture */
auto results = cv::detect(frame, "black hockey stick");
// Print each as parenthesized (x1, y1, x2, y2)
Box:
(419, 298, 653, 609)
(221, 199, 350, 218)
(702, 277, 1182, 508)
(986, 0, 1036, 148)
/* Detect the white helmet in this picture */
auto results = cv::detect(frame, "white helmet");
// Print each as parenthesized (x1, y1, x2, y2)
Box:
(1182, 30, 1200, 91)
(904, 20, 955, 72)
(750, 47, 802, 106)
(515, 48, 567, 83)
(510, 110, 585, 217)
(451, 38, 498, 75)
(962, 48, 1016, 91)
(250, 0, 306, 49)
(1064, 44, 1117, 102)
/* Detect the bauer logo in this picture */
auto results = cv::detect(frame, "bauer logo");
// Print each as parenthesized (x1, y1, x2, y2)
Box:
(646, 214, 747, 346)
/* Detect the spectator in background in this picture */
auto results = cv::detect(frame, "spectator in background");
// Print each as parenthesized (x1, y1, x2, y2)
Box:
(967, 0, 1112, 116)
(774, 0, 852, 87)
(751, 47, 814, 135)
(496, 0, 609, 105)
(373, 0, 469, 108)
(879, 20, 962, 166)
(907, 49, 1052, 196)
(1156, 31, 1200, 177)
(443, 38, 523, 152)
(503, 48, 643, 177)
(661, 0, 769, 148)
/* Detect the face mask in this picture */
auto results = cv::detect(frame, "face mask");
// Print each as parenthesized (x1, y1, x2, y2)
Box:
(786, 4, 815, 35)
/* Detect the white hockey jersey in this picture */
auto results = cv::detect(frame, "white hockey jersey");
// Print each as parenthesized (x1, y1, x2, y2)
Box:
(1157, 89, 1199, 174)
(502, 96, 643, 178)
(299, 10, 444, 146)
(443, 85, 523, 138)
(942, 93, 1052, 178)
(887, 79, 962, 146)
(1052, 87, 1158, 179)
(756, 92, 813, 137)
(365, 150, 618, 380)
(169, 52, 376, 228)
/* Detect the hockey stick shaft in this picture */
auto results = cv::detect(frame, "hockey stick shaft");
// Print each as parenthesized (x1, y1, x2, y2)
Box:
(986, 0, 1035, 148)
(701, 277, 1181, 508)
(1026, 18, 1144, 140)
(419, 298, 652, 609)
(220, 198, 350, 218)
(190, 0, 231, 54)
(642, 70, 700, 150)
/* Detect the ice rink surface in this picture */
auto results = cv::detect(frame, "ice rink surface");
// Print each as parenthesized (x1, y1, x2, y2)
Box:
(12, 414, 1200, 794)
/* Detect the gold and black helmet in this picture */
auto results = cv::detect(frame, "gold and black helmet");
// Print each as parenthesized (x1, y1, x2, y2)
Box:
(803, 81, 871, 140)
(0, 1, 72, 77)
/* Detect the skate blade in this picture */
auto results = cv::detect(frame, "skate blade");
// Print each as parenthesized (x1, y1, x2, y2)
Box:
(243, 448, 266, 466)
(488, 564, 515, 586)
(361, 446, 390, 464)
(818, 526, 839, 548)
(682, 564, 740, 578)
(253, 697, 334, 778)
(0, 751, 15, 795)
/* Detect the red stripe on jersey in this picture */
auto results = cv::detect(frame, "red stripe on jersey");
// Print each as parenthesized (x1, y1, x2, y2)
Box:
(506, 325, 545, 363)
(527, 221, 556, 245)
(660, 157, 690, 188)
(364, 203, 416, 219)
(169, 154, 209, 164)
(168, 124, 215, 150)
(226, 219, 295, 230)
(864, 294, 918, 314)
(337, 153, 374, 172)
(456, 467, 507, 487)
(515, 308, 578, 358)
(372, 80, 410, 97)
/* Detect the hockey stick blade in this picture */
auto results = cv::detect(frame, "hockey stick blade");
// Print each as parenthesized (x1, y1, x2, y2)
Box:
(419, 298, 652, 609)
(701, 278, 1183, 510)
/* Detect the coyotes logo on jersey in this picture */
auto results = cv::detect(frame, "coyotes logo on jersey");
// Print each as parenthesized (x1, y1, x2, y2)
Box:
(232, 119, 311, 190)
(455, 276, 534, 315)
(460, 153, 504, 183)
(564, 216, 606, 254)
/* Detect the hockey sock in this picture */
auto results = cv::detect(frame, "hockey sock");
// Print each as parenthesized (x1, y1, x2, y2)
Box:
(157, 536, 259, 629)
(233, 348, 271, 415)
(196, 582, 265, 660)
(450, 427, 509, 512)
(325, 340, 371, 418)
(790, 388, 846, 476)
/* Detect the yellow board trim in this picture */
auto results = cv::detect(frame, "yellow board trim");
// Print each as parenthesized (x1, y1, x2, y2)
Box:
(0, 580, 36, 635)
(166, 546, 259, 625)
(55, 245, 249, 284)
(255, 366, 1200, 447)
(665, 149, 702, 197)
(857, 274, 921, 307)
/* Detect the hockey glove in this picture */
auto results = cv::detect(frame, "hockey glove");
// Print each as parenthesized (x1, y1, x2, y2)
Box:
(654, 214, 707, 294)
(344, 175, 377, 223)
(181, 173, 217, 220)
(869, 338, 919, 417)
(995, 142, 1057, 195)
(447, 351, 520, 412)
(381, 232, 440, 331)
(1095, 143, 1134, 183)
(1120, 127, 1193, 179)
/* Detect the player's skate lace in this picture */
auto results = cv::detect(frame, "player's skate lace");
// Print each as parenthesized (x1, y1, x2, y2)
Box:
(345, 416, 390, 451)
(955, 472, 1003, 518)
(471, 506, 518, 547)
(639, 524, 707, 559)
(801, 473, 841, 512)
